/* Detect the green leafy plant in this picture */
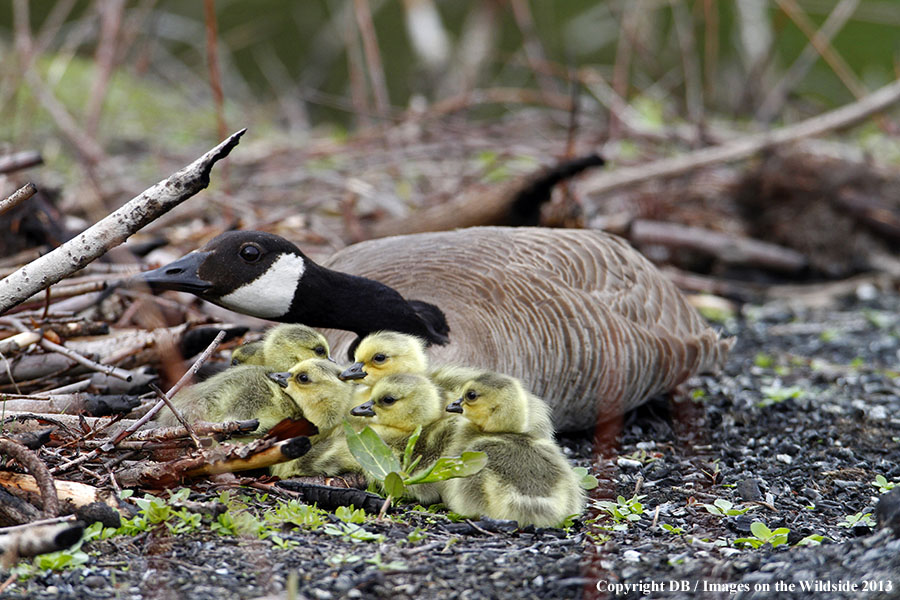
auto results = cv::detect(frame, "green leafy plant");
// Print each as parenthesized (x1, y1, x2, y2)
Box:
(702, 498, 754, 517)
(758, 384, 804, 407)
(365, 552, 407, 571)
(734, 522, 790, 549)
(660, 523, 685, 535)
(592, 495, 645, 531)
(795, 534, 827, 546)
(873, 474, 896, 494)
(838, 511, 875, 528)
(342, 422, 487, 508)
(335, 505, 367, 524)
(573, 466, 599, 490)
(407, 527, 428, 543)
(323, 522, 385, 544)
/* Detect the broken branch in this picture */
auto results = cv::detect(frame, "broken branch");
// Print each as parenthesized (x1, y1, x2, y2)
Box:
(0, 129, 245, 315)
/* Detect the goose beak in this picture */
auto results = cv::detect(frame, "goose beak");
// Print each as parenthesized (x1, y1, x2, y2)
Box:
(267, 372, 291, 388)
(446, 398, 464, 413)
(134, 251, 213, 294)
(339, 362, 368, 381)
(350, 400, 376, 417)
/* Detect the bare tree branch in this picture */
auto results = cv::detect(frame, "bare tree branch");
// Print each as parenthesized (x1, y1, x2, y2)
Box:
(0, 130, 245, 316)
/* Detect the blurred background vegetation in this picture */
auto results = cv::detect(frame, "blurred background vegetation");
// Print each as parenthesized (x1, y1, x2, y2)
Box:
(3, 1, 899, 146)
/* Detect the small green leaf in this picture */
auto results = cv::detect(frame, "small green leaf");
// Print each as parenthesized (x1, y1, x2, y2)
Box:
(406, 451, 487, 485)
(573, 467, 598, 490)
(402, 426, 423, 471)
(750, 521, 772, 539)
(384, 472, 405, 498)
(343, 422, 401, 481)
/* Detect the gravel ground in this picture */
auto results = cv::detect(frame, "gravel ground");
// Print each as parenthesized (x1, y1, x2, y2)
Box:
(3, 287, 900, 600)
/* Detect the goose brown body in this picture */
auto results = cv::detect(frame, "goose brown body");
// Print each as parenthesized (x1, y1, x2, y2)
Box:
(320, 227, 731, 430)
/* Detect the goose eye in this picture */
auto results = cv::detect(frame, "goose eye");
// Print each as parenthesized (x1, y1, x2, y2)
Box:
(381, 395, 396, 406)
(295, 372, 310, 383)
(465, 390, 477, 401)
(239, 244, 262, 263)
(372, 353, 387, 364)
(314, 345, 326, 356)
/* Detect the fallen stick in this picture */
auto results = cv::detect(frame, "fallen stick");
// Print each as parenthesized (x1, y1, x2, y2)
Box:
(115, 435, 313, 488)
(0, 440, 59, 517)
(0, 394, 139, 417)
(580, 77, 900, 197)
(368, 154, 604, 239)
(0, 129, 245, 315)
(0, 151, 42, 175)
(0, 521, 84, 568)
(0, 471, 124, 511)
(630, 219, 808, 272)
(0, 182, 37, 217)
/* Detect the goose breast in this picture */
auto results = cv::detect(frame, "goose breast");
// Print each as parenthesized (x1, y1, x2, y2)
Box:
(320, 227, 731, 431)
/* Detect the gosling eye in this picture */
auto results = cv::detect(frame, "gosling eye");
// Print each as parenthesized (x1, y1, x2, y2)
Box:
(314, 345, 326, 357)
(372, 353, 387, 364)
(465, 390, 477, 401)
(239, 243, 262, 263)
(295, 372, 310, 384)
(381, 395, 397, 406)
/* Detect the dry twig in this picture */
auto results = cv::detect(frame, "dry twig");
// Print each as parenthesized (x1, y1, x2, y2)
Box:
(0, 130, 245, 315)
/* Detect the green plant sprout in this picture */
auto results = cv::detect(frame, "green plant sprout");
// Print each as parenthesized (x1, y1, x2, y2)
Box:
(702, 498, 755, 517)
(733, 522, 789, 549)
(838, 511, 875, 528)
(342, 421, 487, 514)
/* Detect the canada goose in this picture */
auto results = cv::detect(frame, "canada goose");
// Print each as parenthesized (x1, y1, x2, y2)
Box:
(137, 227, 733, 431)
(231, 324, 332, 370)
(350, 373, 459, 504)
(443, 374, 584, 527)
(342, 331, 555, 439)
(156, 364, 302, 434)
(265, 359, 362, 478)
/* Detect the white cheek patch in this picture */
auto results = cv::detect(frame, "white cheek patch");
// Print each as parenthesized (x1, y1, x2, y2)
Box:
(218, 254, 306, 318)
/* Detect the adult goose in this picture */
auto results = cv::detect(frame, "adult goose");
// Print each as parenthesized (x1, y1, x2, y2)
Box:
(136, 227, 733, 431)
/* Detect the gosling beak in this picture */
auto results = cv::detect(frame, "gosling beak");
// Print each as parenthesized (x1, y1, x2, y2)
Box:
(446, 398, 464, 414)
(267, 371, 291, 388)
(339, 362, 368, 381)
(350, 400, 376, 417)
(326, 354, 337, 364)
(134, 251, 213, 294)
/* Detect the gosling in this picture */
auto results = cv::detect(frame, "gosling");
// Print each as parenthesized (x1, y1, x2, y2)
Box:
(266, 358, 362, 478)
(443, 372, 585, 528)
(157, 365, 301, 434)
(350, 373, 459, 504)
(231, 324, 331, 370)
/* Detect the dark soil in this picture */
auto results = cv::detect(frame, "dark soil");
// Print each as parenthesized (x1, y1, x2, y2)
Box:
(3, 287, 900, 600)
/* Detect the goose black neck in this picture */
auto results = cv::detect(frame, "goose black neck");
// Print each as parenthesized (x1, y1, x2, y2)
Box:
(286, 260, 449, 346)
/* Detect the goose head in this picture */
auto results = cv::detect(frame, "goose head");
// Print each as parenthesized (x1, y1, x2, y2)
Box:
(339, 331, 427, 383)
(136, 231, 450, 352)
(447, 372, 529, 433)
(349, 373, 443, 435)
(267, 358, 352, 431)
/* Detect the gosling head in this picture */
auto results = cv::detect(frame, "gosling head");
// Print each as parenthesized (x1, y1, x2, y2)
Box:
(340, 331, 427, 382)
(231, 340, 264, 366)
(261, 324, 332, 370)
(349, 373, 443, 434)
(267, 358, 351, 430)
(447, 372, 529, 434)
